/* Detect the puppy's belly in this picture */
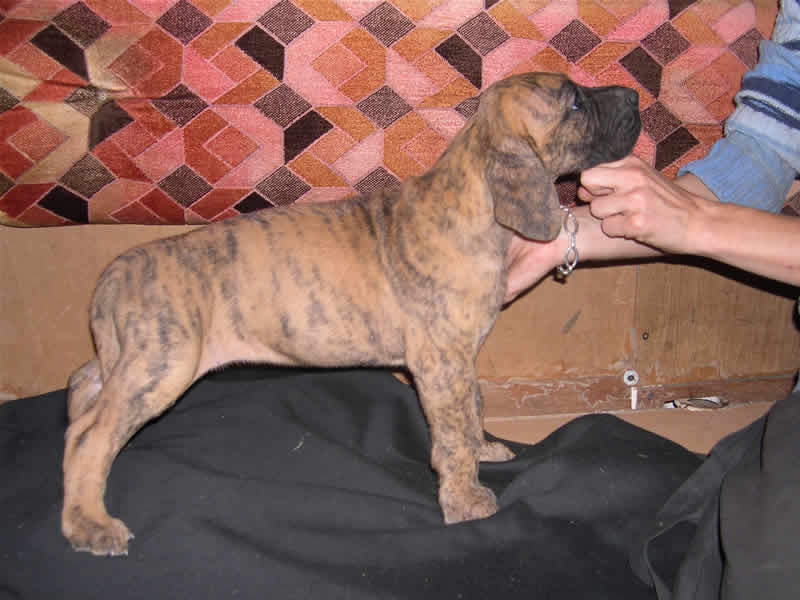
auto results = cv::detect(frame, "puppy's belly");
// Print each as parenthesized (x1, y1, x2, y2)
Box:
(196, 313, 406, 375)
(196, 340, 405, 376)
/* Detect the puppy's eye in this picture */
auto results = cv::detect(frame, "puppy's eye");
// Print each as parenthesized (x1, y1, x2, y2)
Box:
(570, 96, 583, 111)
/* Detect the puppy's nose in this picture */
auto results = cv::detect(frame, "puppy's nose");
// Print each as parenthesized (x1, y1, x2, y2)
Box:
(624, 88, 639, 108)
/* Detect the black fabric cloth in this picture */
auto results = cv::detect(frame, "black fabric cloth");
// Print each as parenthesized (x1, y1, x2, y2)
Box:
(632, 388, 800, 600)
(0, 367, 794, 599)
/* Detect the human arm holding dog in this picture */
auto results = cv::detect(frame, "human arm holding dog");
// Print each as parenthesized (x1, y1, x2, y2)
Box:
(505, 0, 800, 301)
(503, 170, 705, 301)
(579, 157, 800, 282)
(504, 157, 800, 303)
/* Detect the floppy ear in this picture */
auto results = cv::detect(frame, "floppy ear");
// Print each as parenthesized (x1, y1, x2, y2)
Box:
(485, 140, 562, 241)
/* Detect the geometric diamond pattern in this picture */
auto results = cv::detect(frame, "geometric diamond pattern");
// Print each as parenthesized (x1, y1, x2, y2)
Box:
(458, 12, 509, 56)
(156, 0, 212, 45)
(0, 0, 786, 226)
(65, 85, 104, 116)
(108, 43, 160, 89)
(159, 165, 213, 207)
(0, 88, 19, 114)
(254, 84, 311, 128)
(312, 44, 365, 87)
(257, 167, 311, 206)
(641, 102, 681, 143)
(9, 119, 64, 161)
(235, 191, 272, 213)
(550, 21, 602, 63)
(59, 154, 114, 198)
(207, 127, 258, 168)
(284, 111, 333, 161)
(259, 1, 315, 45)
(360, 3, 415, 47)
(355, 167, 400, 196)
(357, 86, 413, 129)
(641, 23, 690, 65)
(668, 0, 697, 20)
(655, 127, 699, 170)
(0, 172, 13, 198)
(455, 95, 481, 120)
(730, 28, 763, 69)
(53, 2, 111, 48)
(89, 101, 134, 149)
(152, 85, 208, 127)
(620, 47, 663, 98)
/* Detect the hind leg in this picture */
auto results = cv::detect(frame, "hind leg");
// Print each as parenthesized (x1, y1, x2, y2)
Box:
(62, 355, 196, 556)
(67, 359, 103, 422)
(473, 388, 515, 462)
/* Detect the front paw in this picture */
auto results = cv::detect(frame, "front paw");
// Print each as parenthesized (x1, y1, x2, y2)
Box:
(62, 507, 133, 556)
(441, 483, 498, 524)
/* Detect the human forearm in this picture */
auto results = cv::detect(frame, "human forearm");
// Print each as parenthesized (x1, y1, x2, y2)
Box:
(571, 204, 661, 262)
(673, 173, 800, 285)
(687, 192, 800, 286)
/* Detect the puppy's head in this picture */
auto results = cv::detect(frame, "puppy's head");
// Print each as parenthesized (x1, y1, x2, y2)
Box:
(480, 72, 641, 240)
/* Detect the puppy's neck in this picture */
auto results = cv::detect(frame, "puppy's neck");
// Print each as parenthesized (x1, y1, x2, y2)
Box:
(431, 119, 516, 248)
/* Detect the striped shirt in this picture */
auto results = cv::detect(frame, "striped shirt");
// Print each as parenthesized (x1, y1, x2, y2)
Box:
(679, 0, 800, 213)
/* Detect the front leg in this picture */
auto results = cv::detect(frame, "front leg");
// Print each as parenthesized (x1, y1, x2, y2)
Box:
(408, 340, 503, 524)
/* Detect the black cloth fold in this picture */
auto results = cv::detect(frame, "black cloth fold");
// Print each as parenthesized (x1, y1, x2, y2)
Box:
(632, 389, 800, 600)
(1, 367, 792, 599)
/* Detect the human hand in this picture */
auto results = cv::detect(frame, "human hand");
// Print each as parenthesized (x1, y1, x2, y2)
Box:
(578, 155, 712, 255)
(502, 155, 721, 303)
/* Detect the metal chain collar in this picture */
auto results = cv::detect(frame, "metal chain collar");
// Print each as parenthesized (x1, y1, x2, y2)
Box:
(555, 205, 579, 280)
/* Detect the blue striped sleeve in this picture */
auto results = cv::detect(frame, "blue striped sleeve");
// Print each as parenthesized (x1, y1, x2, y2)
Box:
(678, 0, 800, 211)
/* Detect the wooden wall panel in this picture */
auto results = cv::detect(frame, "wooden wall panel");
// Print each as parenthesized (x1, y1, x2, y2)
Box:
(0, 224, 195, 398)
(631, 260, 800, 385)
(477, 264, 637, 378)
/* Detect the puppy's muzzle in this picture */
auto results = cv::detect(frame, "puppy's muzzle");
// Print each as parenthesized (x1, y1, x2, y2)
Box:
(583, 85, 641, 165)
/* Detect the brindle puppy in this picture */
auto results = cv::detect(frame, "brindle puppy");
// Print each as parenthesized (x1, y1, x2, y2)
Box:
(62, 72, 640, 555)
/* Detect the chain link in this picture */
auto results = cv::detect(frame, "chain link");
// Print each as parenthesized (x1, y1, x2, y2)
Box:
(555, 205, 579, 280)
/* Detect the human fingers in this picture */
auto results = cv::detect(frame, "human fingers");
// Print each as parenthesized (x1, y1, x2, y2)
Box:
(579, 154, 645, 195)
(577, 183, 613, 201)
(595, 211, 638, 240)
(579, 165, 620, 197)
(580, 183, 641, 220)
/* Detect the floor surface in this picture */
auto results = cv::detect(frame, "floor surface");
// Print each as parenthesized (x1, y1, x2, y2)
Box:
(486, 402, 773, 455)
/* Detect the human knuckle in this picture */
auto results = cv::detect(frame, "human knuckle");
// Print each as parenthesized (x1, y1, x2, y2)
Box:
(628, 213, 647, 233)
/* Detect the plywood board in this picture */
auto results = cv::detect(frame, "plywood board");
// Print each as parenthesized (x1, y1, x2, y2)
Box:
(1, 224, 195, 397)
(480, 372, 794, 418)
(478, 263, 637, 379)
(632, 260, 800, 385)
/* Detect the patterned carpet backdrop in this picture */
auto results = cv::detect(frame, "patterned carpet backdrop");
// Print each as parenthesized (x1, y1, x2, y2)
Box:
(0, 0, 785, 226)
